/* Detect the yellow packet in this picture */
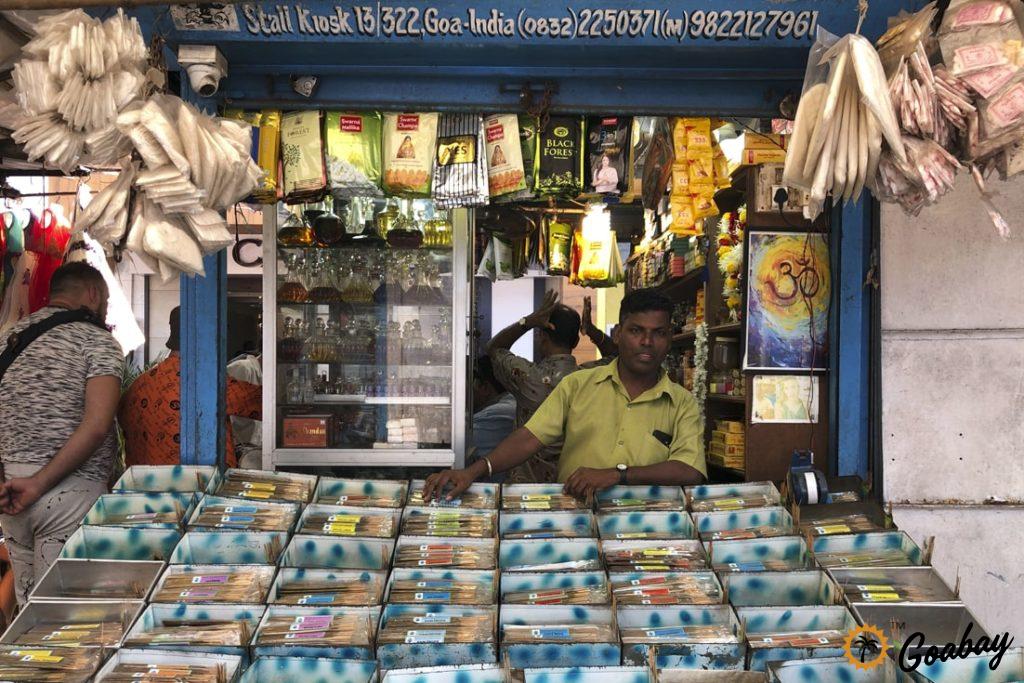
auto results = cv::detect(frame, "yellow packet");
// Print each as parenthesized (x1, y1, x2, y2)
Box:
(670, 196, 699, 236)
(692, 193, 717, 220)
(672, 118, 689, 160)
(684, 117, 713, 151)
(670, 163, 690, 197)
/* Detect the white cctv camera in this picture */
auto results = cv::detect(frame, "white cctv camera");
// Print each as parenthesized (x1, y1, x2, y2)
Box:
(177, 45, 227, 98)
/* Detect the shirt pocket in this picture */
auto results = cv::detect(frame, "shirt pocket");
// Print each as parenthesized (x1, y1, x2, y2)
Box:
(637, 431, 672, 465)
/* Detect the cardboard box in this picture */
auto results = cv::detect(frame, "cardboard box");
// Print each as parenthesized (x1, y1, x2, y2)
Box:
(282, 415, 331, 448)
(742, 148, 787, 165)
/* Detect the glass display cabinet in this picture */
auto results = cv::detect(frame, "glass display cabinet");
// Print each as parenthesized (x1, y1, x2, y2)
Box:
(262, 197, 471, 469)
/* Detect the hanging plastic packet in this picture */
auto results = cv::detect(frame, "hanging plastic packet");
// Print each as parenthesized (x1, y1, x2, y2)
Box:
(256, 110, 282, 203)
(281, 110, 326, 204)
(684, 117, 715, 191)
(484, 114, 527, 198)
(537, 115, 585, 198)
(577, 230, 614, 283)
(546, 218, 573, 276)
(383, 112, 439, 197)
(493, 235, 516, 280)
(641, 119, 675, 210)
(627, 117, 663, 200)
(670, 196, 700, 236)
(586, 115, 631, 196)
(324, 111, 383, 199)
(433, 112, 488, 208)
(476, 237, 497, 281)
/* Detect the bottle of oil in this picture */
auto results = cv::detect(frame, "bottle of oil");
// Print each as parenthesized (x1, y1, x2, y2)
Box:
(426, 209, 452, 248)
(375, 198, 401, 239)
(277, 206, 313, 247)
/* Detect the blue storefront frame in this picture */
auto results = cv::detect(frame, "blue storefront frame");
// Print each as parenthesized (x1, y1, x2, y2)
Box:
(120, 0, 923, 477)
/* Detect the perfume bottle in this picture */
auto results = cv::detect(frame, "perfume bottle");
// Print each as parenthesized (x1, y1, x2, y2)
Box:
(277, 207, 314, 247)
(375, 198, 401, 239)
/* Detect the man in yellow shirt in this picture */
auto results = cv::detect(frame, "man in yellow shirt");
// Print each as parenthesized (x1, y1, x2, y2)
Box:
(424, 288, 706, 501)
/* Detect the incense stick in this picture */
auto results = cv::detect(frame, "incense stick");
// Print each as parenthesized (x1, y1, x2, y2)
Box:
(275, 576, 384, 606)
(401, 511, 495, 538)
(605, 546, 707, 572)
(394, 543, 496, 569)
(502, 584, 608, 605)
(501, 494, 586, 511)
(321, 494, 403, 508)
(800, 514, 881, 536)
(712, 559, 807, 572)
(611, 574, 723, 605)
(0, 647, 100, 683)
(300, 512, 396, 538)
(814, 548, 916, 568)
(747, 629, 847, 648)
(102, 510, 182, 526)
(389, 579, 494, 605)
(215, 471, 311, 503)
(153, 570, 270, 604)
(689, 494, 776, 513)
(503, 559, 603, 572)
(101, 662, 228, 682)
(408, 490, 496, 509)
(14, 622, 124, 647)
(256, 613, 371, 647)
(700, 525, 792, 542)
(378, 612, 494, 644)
(123, 620, 251, 647)
(501, 623, 617, 644)
(503, 529, 589, 540)
(620, 624, 737, 644)
(838, 581, 937, 603)
(191, 504, 294, 532)
(597, 498, 680, 512)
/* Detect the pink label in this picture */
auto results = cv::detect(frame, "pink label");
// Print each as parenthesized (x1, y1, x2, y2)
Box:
(341, 116, 363, 133)
(955, 44, 1005, 73)
(963, 65, 1018, 98)
(285, 631, 327, 640)
(989, 83, 1024, 128)
(397, 114, 420, 131)
(954, 2, 1010, 29)
(486, 123, 504, 143)
(193, 575, 229, 584)
(291, 615, 333, 630)
(179, 588, 219, 598)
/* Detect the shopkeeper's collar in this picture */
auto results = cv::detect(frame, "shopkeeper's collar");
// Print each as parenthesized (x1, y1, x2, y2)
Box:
(594, 359, 676, 404)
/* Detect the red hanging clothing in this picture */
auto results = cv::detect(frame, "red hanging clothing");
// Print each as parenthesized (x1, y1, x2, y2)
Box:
(25, 208, 72, 312)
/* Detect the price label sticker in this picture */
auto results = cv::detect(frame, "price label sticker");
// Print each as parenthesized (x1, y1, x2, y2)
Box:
(298, 594, 337, 605)
(240, 490, 272, 499)
(815, 524, 852, 535)
(521, 494, 552, 501)
(405, 629, 446, 644)
(531, 628, 571, 640)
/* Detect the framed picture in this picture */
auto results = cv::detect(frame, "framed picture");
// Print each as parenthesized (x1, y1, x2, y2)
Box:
(751, 375, 820, 424)
(744, 231, 830, 370)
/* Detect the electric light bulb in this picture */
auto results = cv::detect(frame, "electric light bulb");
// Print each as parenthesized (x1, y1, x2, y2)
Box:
(581, 203, 611, 241)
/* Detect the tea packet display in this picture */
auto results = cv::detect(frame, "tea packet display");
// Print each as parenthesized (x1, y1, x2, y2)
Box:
(324, 111, 382, 198)
(484, 114, 527, 199)
(587, 115, 631, 196)
(281, 110, 326, 204)
(383, 112, 439, 197)
(433, 112, 488, 208)
(537, 115, 585, 198)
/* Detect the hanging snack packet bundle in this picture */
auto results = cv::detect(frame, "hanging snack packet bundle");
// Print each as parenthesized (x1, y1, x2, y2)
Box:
(224, 109, 281, 204)
(628, 117, 664, 200)
(536, 115, 585, 198)
(324, 111, 383, 199)
(484, 114, 527, 198)
(669, 117, 721, 236)
(433, 113, 489, 208)
(546, 217, 574, 276)
(281, 110, 327, 204)
(383, 112, 439, 197)
(587, 115, 632, 196)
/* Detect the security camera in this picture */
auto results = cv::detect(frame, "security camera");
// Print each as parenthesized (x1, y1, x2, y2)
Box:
(177, 45, 227, 98)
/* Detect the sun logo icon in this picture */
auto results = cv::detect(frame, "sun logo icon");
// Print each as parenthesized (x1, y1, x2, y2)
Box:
(845, 624, 889, 670)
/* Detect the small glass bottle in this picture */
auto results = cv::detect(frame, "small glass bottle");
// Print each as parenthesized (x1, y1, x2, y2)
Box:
(286, 370, 302, 404)
(427, 210, 453, 248)
(375, 198, 401, 239)
(277, 208, 314, 247)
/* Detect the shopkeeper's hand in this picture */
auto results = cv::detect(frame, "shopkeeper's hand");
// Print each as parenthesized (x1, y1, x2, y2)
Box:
(0, 476, 46, 515)
(563, 467, 619, 500)
(582, 296, 593, 329)
(523, 290, 559, 331)
(422, 463, 483, 502)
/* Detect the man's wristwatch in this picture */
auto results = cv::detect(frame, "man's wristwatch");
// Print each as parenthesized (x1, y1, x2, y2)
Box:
(518, 317, 529, 328)
(616, 463, 628, 485)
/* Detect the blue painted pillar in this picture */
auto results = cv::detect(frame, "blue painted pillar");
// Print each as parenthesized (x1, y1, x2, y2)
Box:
(831, 199, 872, 478)
(179, 84, 227, 467)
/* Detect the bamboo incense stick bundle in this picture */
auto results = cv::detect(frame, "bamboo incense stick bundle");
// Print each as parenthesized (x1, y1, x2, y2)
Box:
(123, 620, 251, 647)
(0, 647, 99, 683)
(401, 511, 495, 538)
(378, 612, 494, 644)
(389, 579, 493, 605)
(501, 623, 617, 644)
(275, 576, 384, 606)
(323, 494, 403, 508)
(153, 571, 269, 604)
(607, 531, 684, 541)
(700, 525, 792, 542)
(747, 629, 847, 649)
(605, 547, 707, 572)
(503, 529, 586, 540)
(620, 624, 737, 644)
(408, 490, 495, 509)
(689, 495, 776, 513)
(838, 581, 935, 602)
(256, 613, 371, 647)
(800, 514, 881, 536)
(103, 510, 182, 526)
(597, 498, 679, 512)
(502, 585, 608, 606)
(215, 471, 311, 503)
(830, 491, 861, 503)
(300, 512, 396, 538)
(504, 559, 603, 572)
(101, 662, 227, 682)
(814, 548, 915, 568)
(191, 504, 294, 531)
(611, 574, 722, 605)
(15, 622, 124, 647)
(394, 543, 496, 569)
(59, 580, 147, 599)
(712, 559, 805, 572)
(501, 494, 586, 511)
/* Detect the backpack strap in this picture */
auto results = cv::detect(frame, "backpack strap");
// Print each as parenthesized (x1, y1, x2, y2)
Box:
(0, 309, 106, 385)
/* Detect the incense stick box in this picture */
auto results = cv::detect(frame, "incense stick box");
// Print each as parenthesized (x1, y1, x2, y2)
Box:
(270, 568, 386, 606)
(316, 477, 410, 507)
(0, 599, 144, 649)
(828, 566, 960, 605)
(602, 539, 709, 572)
(685, 482, 782, 513)
(706, 537, 812, 572)
(617, 605, 744, 669)
(188, 495, 300, 533)
(60, 526, 182, 562)
(598, 510, 696, 540)
(170, 531, 288, 565)
(721, 571, 842, 607)
(282, 534, 395, 570)
(393, 536, 497, 570)
(596, 485, 687, 512)
(522, 667, 649, 683)
(500, 538, 602, 572)
(253, 605, 380, 660)
(498, 605, 620, 669)
(811, 531, 924, 568)
(401, 508, 498, 539)
(851, 603, 989, 652)
(894, 646, 1024, 682)
(736, 605, 858, 671)
(95, 648, 245, 682)
(767, 656, 912, 682)
(694, 508, 795, 542)
(499, 512, 597, 540)
(31, 558, 164, 602)
(408, 481, 499, 509)
(113, 465, 218, 494)
(82, 492, 199, 529)
(499, 571, 609, 606)
(239, 656, 379, 683)
(387, 568, 498, 605)
(123, 603, 264, 657)
(608, 571, 724, 606)
(500, 484, 589, 512)
(376, 604, 498, 670)
(383, 664, 506, 683)
(212, 468, 318, 504)
(299, 504, 402, 538)
(152, 564, 277, 605)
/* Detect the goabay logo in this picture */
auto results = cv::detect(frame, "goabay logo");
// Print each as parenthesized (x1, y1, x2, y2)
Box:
(849, 622, 1015, 673)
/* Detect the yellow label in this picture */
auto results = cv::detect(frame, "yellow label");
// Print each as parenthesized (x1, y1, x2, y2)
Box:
(711, 498, 744, 510)
(642, 549, 671, 556)
(327, 515, 363, 523)
(520, 501, 551, 510)
(815, 524, 852, 535)
(857, 584, 895, 592)
(243, 481, 277, 491)
(863, 592, 901, 602)
(634, 563, 669, 570)
(437, 135, 477, 166)
(521, 494, 552, 501)
(241, 490, 273, 499)
(17, 653, 63, 663)
(617, 532, 649, 539)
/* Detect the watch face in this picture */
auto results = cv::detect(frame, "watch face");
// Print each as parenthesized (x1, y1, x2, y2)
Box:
(617, 464, 627, 472)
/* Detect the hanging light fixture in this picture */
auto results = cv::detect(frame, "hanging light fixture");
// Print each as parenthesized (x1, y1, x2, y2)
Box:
(581, 202, 611, 242)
